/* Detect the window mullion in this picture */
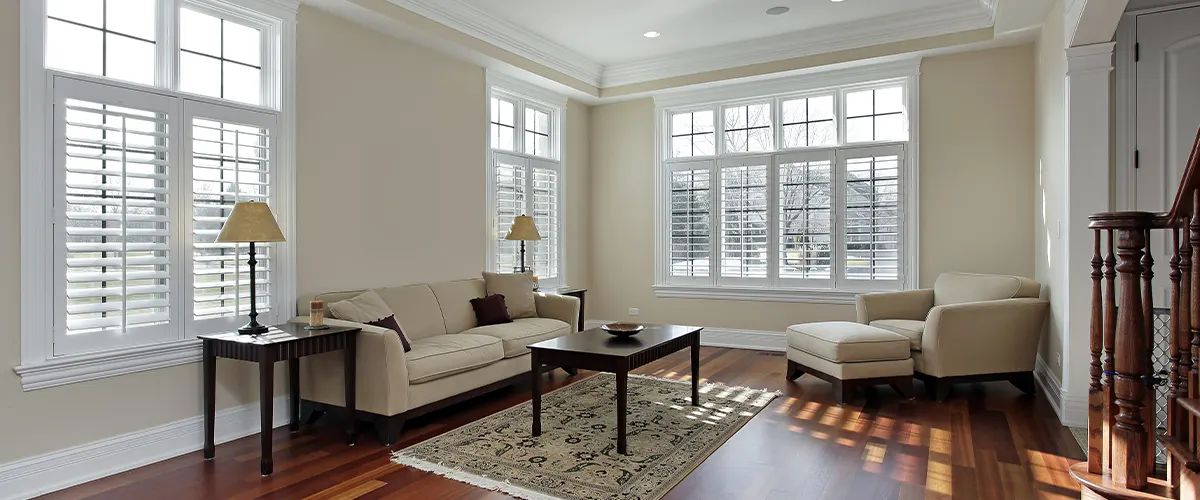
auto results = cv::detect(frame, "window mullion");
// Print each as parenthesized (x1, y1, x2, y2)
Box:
(767, 154, 780, 287)
(832, 149, 846, 291)
(158, 0, 177, 90)
(709, 160, 720, 287)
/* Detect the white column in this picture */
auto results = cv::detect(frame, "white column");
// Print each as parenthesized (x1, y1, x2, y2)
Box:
(1061, 42, 1115, 425)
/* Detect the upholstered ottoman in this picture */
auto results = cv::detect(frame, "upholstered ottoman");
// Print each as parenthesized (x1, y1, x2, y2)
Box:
(785, 321, 914, 404)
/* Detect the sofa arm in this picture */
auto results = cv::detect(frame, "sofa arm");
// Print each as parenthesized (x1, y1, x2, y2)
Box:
(290, 317, 410, 416)
(920, 298, 1050, 378)
(856, 289, 935, 324)
(534, 293, 580, 332)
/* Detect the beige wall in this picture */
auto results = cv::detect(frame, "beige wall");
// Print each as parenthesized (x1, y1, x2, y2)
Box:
(1035, 0, 1068, 383)
(588, 45, 1036, 332)
(0, 6, 591, 466)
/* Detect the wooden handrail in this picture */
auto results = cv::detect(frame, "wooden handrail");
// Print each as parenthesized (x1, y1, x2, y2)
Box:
(1165, 126, 1200, 224)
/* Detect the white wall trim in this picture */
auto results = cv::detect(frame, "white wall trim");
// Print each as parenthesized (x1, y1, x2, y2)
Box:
(0, 395, 289, 500)
(584, 320, 787, 352)
(1035, 355, 1085, 427)
(651, 286, 860, 305)
(13, 339, 203, 391)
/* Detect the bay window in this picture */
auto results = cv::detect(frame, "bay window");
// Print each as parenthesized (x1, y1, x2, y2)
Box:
(654, 62, 920, 303)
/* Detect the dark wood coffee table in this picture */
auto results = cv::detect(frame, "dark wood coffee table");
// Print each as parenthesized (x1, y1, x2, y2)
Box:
(528, 324, 703, 455)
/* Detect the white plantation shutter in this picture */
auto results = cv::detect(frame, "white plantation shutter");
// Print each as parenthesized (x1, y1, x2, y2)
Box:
(718, 159, 769, 283)
(530, 160, 560, 281)
(841, 145, 903, 288)
(777, 151, 834, 285)
(184, 102, 278, 335)
(494, 153, 527, 273)
(54, 78, 176, 356)
(668, 162, 713, 280)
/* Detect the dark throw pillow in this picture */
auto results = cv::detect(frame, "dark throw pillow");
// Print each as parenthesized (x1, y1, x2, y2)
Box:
(471, 294, 513, 326)
(366, 314, 412, 352)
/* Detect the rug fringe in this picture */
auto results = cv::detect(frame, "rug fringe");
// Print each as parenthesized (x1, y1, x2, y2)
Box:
(391, 453, 565, 500)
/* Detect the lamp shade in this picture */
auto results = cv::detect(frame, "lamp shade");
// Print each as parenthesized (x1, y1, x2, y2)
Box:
(215, 201, 286, 243)
(504, 215, 541, 241)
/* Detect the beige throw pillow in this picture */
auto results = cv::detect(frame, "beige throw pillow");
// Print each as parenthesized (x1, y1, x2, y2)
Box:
(328, 290, 393, 322)
(483, 272, 537, 319)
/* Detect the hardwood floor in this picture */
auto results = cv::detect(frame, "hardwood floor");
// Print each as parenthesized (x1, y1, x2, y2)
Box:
(40, 347, 1084, 500)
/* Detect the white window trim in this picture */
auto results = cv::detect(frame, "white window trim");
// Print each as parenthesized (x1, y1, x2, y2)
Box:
(16, 0, 299, 391)
(484, 72, 569, 288)
(652, 59, 921, 304)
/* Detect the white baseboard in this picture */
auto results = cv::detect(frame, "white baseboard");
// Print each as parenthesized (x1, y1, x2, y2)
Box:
(584, 320, 786, 352)
(1035, 356, 1086, 428)
(0, 395, 290, 500)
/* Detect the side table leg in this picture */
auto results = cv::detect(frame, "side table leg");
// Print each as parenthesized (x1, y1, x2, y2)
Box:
(259, 349, 274, 476)
(203, 340, 216, 460)
(691, 332, 700, 406)
(617, 368, 628, 455)
(345, 332, 358, 446)
(289, 358, 300, 432)
(531, 349, 542, 437)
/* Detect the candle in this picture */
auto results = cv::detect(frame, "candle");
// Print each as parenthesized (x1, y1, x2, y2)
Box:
(310, 300, 325, 328)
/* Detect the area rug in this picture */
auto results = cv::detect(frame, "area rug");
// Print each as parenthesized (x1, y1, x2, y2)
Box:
(392, 373, 780, 500)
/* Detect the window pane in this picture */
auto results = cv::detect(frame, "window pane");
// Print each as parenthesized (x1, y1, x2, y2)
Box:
(536, 135, 550, 157)
(671, 110, 715, 157)
(497, 126, 514, 151)
(779, 160, 832, 279)
(536, 110, 550, 134)
(671, 113, 692, 135)
(180, 52, 221, 98)
(694, 110, 714, 133)
(223, 61, 261, 105)
(670, 169, 711, 278)
(720, 164, 768, 279)
(106, 0, 156, 41)
(531, 168, 559, 280)
(523, 131, 536, 155)
(105, 34, 155, 85)
(180, 8, 222, 57)
(497, 99, 515, 126)
(782, 99, 806, 124)
(694, 133, 715, 156)
(846, 117, 873, 143)
(494, 161, 526, 273)
(748, 103, 771, 127)
(724, 106, 746, 129)
(672, 136, 691, 158)
(875, 113, 906, 141)
(809, 95, 834, 121)
(48, 0, 103, 28)
(846, 90, 873, 117)
(875, 86, 905, 114)
(809, 121, 836, 146)
(46, 19, 102, 76)
(844, 154, 902, 281)
(782, 123, 807, 149)
(223, 21, 262, 67)
(724, 104, 771, 153)
(748, 128, 772, 152)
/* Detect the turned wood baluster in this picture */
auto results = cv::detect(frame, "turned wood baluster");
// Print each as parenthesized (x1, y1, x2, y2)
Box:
(1089, 229, 1104, 474)
(1180, 223, 1195, 451)
(1140, 228, 1156, 474)
(1170, 226, 1187, 484)
(1104, 228, 1118, 473)
(1112, 226, 1150, 489)
(1192, 190, 1200, 455)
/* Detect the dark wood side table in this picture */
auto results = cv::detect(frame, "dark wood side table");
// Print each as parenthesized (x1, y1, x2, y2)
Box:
(543, 287, 586, 331)
(528, 324, 701, 455)
(199, 323, 361, 476)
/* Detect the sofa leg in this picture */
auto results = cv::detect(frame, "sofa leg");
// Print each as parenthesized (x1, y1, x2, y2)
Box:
(1009, 372, 1036, 395)
(891, 379, 915, 400)
(562, 366, 579, 376)
(300, 401, 325, 426)
(833, 380, 855, 405)
(376, 415, 405, 447)
(786, 359, 804, 381)
(927, 379, 952, 402)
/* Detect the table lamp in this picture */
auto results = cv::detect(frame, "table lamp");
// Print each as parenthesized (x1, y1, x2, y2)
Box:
(504, 215, 541, 273)
(216, 201, 285, 335)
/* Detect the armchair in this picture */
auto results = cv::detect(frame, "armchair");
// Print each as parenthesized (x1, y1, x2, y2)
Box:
(856, 272, 1049, 401)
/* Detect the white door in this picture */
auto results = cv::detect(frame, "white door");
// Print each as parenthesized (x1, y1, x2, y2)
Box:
(1134, 6, 1200, 307)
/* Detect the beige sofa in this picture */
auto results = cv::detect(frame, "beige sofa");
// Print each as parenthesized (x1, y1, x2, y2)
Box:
(293, 277, 580, 445)
(856, 272, 1049, 401)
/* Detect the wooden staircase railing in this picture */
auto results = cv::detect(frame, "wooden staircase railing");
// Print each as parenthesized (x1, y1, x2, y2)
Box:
(1073, 128, 1200, 500)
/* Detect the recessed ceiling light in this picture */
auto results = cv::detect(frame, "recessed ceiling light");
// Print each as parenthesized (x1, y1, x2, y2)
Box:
(643, 31, 661, 38)
(831, 0, 844, 2)
(766, 6, 790, 15)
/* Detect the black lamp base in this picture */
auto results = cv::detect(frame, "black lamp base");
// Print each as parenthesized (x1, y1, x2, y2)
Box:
(238, 321, 270, 336)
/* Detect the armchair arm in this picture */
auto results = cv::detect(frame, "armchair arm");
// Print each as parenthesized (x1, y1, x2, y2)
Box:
(534, 293, 581, 332)
(856, 289, 935, 324)
(290, 316, 410, 415)
(919, 298, 1050, 378)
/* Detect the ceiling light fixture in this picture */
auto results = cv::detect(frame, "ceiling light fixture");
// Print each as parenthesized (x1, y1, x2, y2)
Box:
(643, 31, 661, 38)
(831, 0, 844, 2)
(766, 6, 790, 15)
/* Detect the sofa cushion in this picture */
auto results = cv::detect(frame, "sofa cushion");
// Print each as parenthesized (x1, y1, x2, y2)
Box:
(461, 318, 570, 358)
(483, 272, 537, 319)
(933, 273, 1040, 306)
(786, 321, 910, 363)
(326, 291, 412, 352)
(870, 319, 925, 351)
(430, 279, 487, 334)
(406, 334, 504, 384)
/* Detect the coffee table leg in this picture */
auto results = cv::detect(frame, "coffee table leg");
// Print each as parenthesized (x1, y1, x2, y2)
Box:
(345, 332, 358, 446)
(259, 349, 274, 476)
(616, 368, 628, 455)
(531, 349, 541, 437)
(289, 358, 300, 432)
(691, 332, 700, 406)
(203, 340, 216, 460)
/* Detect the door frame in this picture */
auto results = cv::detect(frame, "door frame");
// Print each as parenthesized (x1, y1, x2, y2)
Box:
(1114, 1, 1200, 211)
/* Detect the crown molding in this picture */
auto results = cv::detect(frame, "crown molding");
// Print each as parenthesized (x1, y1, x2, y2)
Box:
(385, 0, 604, 87)
(602, 1, 995, 88)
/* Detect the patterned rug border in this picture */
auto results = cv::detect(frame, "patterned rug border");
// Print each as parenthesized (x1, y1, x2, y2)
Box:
(391, 373, 781, 500)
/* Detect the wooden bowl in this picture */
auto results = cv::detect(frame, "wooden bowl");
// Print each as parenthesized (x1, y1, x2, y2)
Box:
(601, 322, 645, 337)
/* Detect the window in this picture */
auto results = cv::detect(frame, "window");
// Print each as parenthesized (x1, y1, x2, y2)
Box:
(19, 0, 296, 388)
(486, 80, 566, 287)
(654, 65, 918, 302)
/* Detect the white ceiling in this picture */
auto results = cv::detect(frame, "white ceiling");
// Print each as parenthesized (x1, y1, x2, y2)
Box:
(462, 0, 976, 65)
